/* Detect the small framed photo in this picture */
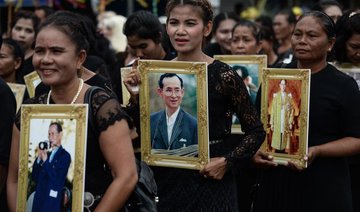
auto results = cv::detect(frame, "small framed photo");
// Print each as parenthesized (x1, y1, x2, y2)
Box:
(214, 55, 267, 134)
(24, 71, 41, 98)
(120, 67, 132, 106)
(17, 104, 88, 212)
(333, 63, 360, 90)
(138, 60, 209, 170)
(260, 68, 310, 168)
(7, 82, 26, 112)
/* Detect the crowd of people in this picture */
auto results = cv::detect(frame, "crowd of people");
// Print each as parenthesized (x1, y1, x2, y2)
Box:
(0, 0, 360, 211)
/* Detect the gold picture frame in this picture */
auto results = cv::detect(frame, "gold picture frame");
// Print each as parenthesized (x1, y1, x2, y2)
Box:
(7, 82, 26, 112)
(138, 60, 209, 170)
(333, 63, 360, 90)
(18, 104, 88, 212)
(120, 67, 132, 106)
(260, 68, 310, 168)
(24, 71, 41, 98)
(214, 55, 267, 134)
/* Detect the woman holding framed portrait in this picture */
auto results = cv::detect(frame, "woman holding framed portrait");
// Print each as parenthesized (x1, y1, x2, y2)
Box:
(252, 11, 360, 212)
(125, 0, 265, 211)
(7, 11, 138, 211)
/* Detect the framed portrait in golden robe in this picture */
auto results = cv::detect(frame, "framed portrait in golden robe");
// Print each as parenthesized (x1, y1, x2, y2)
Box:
(260, 68, 310, 168)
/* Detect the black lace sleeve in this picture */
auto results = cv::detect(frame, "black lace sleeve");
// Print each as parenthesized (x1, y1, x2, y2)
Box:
(89, 89, 134, 133)
(208, 61, 265, 165)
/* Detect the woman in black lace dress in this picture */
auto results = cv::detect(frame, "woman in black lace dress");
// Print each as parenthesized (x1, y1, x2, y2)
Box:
(129, 0, 265, 210)
(7, 11, 137, 211)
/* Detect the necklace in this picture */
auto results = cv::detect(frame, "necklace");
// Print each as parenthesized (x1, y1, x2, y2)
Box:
(47, 78, 84, 105)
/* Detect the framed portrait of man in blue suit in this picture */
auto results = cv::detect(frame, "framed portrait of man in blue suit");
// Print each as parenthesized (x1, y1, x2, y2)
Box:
(138, 60, 209, 170)
(17, 105, 87, 212)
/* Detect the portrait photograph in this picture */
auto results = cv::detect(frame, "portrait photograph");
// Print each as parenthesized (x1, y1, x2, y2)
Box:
(260, 68, 310, 168)
(138, 60, 209, 170)
(17, 104, 87, 212)
(214, 55, 267, 133)
(7, 82, 26, 112)
(24, 71, 41, 98)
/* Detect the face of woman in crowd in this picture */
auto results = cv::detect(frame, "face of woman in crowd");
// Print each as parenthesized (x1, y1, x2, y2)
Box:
(0, 44, 21, 80)
(33, 27, 86, 87)
(127, 35, 161, 59)
(215, 19, 237, 52)
(273, 14, 293, 41)
(346, 33, 360, 65)
(291, 16, 334, 63)
(11, 18, 35, 52)
(324, 6, 343, 23)
(166, 5, 211, 55)
(230, 25, 260, 55)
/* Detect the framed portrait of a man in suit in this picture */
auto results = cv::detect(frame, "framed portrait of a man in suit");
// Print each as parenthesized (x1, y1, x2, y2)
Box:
(17, 105, 87, 212)
(260, 68, 310, 168)
(138, 60, 209, 170)
(214, 55, 267, 134)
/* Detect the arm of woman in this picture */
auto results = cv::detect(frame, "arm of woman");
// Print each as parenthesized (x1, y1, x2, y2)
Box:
(94, 119, 138, 211)
(7, 124, 20, 212)
(200, 64, 265, 179)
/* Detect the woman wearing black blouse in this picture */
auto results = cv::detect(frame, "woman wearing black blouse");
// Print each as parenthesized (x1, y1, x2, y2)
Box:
(253, 11, 360, 212)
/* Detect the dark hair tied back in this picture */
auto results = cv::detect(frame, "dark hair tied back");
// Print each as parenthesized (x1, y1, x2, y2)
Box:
(38, 11, 90, 53)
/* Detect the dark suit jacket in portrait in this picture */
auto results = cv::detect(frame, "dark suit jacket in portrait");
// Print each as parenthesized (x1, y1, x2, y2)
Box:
(31, 146, 71, 212)
(151, 108, 198, 150)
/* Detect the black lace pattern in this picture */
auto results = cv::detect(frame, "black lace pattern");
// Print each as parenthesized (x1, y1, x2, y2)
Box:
(208, 60, 265, 164)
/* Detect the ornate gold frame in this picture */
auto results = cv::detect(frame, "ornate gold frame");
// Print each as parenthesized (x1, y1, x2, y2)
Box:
(260, 68, 310, 168)
(120, 67, 132, 106)
(18, 104, 88, 212)
(138, 60, 209, 170)
(214, 55, 267, 134)
(7, 82, 26, 112)
(24, 71, 41, 98)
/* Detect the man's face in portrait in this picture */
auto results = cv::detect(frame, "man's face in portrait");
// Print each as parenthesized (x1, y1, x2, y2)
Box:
(158, 76, 184, 111)
(48, 124, 62, 148)
(280, 80, 286, 92)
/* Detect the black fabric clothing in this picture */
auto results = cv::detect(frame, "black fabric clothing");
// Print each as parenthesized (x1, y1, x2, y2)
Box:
(253, 63, 360, 212)
(35, 74, 113, 97)
(203, 42, 225, 57)
(0, 78, 16, 212)
(0, 78, 16, 166)
(154, 60, 265, 211)
(19, 56, 35, 83)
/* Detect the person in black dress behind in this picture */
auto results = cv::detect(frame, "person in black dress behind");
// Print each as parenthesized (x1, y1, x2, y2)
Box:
(253, 11, 360, 212)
